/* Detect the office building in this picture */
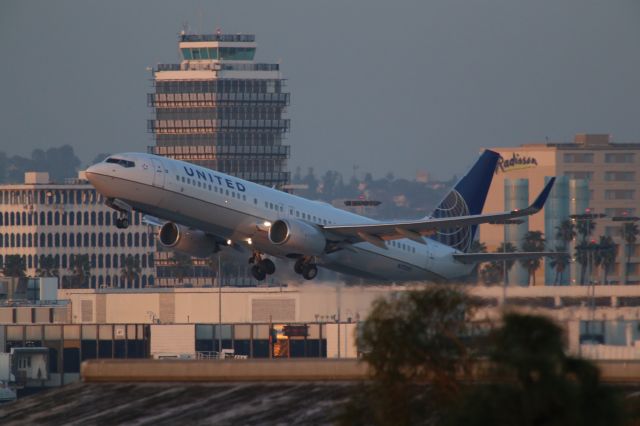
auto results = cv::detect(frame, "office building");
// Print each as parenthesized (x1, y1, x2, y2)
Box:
(0, 173, 156, 288)
(481, 133, 640, 285)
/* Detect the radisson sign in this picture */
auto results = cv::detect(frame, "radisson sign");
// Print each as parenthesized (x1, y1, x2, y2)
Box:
(495, 153, 538, 174)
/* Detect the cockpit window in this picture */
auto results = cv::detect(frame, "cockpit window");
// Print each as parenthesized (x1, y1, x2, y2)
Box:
(105, 158, 135, 168)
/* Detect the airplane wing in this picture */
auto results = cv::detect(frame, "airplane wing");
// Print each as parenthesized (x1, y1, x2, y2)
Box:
(452, 251, 567, 264)
(322, 177, 555, 247)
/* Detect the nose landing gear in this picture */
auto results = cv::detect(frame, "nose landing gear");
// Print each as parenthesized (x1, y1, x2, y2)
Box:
(106, 198, 132, 229)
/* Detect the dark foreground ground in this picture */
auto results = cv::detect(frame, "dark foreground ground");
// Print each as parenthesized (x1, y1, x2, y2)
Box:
(0, 382, 356, 425)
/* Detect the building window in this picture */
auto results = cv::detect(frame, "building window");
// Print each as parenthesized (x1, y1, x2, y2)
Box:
(105, 212, 111, 226)
(55, 233, 60, 246)
(563, 153, 594, 163)
(84, 212, 89, 225)
(62, 254, 67, 268)
(62, 233, 67, 247)
(77, 232, 82, 247)
(84, 233, 89, 247)
(120, 233, 125, 247)
(91, 212, 96, 226)
(113, 232, 118, 247)
(134, 233, 140, 246)
(47, 233, 52, 247)
(605, 153, 634, 163)
(604, 190, 635, 200)
(604, 171, 635, 182)
(69, 233, 75, 247)
(105, 233, 111, 247)
(98, 212, 104, 226)
(69, 212, 75, 226)
(91, 233, 96, 247)
(142, 233, 147, 247)
(98, 233, 103, 247)
(127, 233, 133, 247)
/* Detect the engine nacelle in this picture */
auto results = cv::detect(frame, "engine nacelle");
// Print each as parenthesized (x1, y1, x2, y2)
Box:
(158, 222, 219, 258)
(268, 219, 326, 256)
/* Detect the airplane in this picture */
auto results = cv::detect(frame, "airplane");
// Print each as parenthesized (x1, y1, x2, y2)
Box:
(85, 150, 558, 282)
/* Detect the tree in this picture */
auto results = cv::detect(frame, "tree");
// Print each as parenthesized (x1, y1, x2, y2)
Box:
(481, 261, 502, 285)
(549, 246, 571, 285)
(622, 222, 639, 285)
(450, 313, 622, 426)
(596, 235, 617, 284)
(120, 255, 141, 288)
(575, 217, 596, 244)
(555, 219, 576, 247)
(66, 254, 91, 288)
(339, 287, 477, 425)
(554, 219, 576, 285)
(2, 255, 26, 278)
(520, 231, 545, 285)
(36, 255, 59, 278)
(575, 241, 598, 285)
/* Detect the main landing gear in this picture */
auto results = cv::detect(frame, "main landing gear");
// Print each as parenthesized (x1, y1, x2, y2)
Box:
(294, 257, 318, 280)
(249, 252, 276, 281)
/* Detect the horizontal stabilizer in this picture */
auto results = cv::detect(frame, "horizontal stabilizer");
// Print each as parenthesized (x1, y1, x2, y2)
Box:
(452, 251, 567, 265)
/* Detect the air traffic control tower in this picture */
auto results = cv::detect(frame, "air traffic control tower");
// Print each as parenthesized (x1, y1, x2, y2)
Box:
(148, 32, 291, 189)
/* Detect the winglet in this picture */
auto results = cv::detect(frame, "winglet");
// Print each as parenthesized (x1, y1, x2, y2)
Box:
(530, 177, 555, 211)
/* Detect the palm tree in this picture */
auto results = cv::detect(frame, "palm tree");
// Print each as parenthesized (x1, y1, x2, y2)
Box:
(36, 254, 59, 278)
(596, 235, 617, 284)
(555, 219, 576, 247)
(548, 245, 571, 285)
(120, 255, 141, 288)
(66, 254, 91, 288)
(622, 222, 639, 285)
(520, 231, 545, 285)
(2, 255, 26, 278)
(554, 219, 576, 285)
(575, 217, 595, 244)
(575, 241, 597, 285)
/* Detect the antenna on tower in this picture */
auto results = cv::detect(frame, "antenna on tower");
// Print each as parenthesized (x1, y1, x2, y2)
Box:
(181, 21, 190, 35)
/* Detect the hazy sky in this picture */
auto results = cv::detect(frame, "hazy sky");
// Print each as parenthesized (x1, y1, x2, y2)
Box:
(1, 1, 639, 180)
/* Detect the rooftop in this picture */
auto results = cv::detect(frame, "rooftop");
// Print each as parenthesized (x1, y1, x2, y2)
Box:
(179, 33, 255, 43)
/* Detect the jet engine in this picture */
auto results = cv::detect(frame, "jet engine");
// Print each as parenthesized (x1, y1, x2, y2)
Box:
(158, 222, 219, 258)
(268, 219, 326, 256)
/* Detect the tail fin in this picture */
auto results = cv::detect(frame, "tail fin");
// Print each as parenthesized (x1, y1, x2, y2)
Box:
(430, 150, 500, 252)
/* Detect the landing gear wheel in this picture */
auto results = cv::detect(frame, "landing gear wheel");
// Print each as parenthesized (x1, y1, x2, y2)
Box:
(251, 264, 267, 281)
(260, 259, 276, 275)
(301, 264, 318, 280)
(294, 258, 305, 274)
(115, 217, 129, 229)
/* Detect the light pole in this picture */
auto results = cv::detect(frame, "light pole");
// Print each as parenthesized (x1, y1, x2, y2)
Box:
(218, 253, 222, 355)
(570, 210, 606, 339)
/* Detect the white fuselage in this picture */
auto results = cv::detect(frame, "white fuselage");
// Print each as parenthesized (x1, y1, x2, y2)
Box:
(86, 153, 474, 282)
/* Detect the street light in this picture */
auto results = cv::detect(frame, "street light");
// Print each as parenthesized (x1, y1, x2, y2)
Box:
(569, 210, 607, 338)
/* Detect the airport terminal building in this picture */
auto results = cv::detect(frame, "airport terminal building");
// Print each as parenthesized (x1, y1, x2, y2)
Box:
(481, 134, 640, 285)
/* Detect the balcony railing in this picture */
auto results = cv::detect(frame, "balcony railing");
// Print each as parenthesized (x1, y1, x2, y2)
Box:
(148, 119, 290, 133)
(147, 92, 290, 107)
(149, 145, 290, 157)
